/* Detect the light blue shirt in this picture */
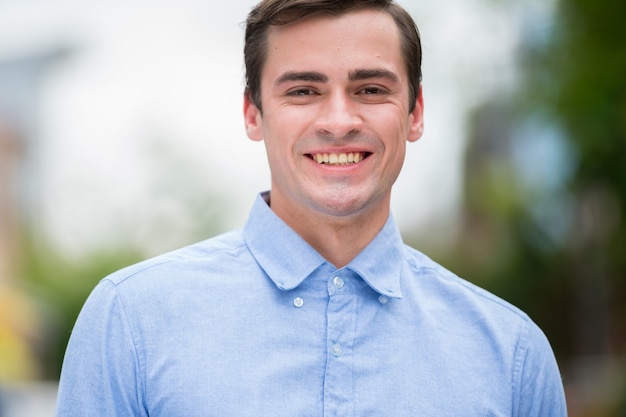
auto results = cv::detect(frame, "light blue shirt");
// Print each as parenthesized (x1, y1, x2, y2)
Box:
(56, 192, 567, 416)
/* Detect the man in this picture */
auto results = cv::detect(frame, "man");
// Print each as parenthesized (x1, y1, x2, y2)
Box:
(55, 0, 567, 415)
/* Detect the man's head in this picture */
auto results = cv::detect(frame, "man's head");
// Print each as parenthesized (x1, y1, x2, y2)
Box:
(242, 3, 424, 231)
(244, 0, 422, 114)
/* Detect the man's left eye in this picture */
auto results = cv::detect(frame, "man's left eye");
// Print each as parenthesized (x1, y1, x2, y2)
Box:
(359, 87, 386, 95)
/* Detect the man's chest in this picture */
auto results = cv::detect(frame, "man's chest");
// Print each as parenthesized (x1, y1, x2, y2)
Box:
(137, 285, 513, 416)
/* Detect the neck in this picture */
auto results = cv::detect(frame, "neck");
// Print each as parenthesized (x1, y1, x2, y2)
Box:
(269, 194, 390, 268)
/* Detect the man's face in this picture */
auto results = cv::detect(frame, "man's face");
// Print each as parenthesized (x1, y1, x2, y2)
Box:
(244, 9, 424, 223)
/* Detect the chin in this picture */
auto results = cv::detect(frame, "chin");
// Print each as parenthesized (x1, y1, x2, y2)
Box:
(312, 195, 373, 218)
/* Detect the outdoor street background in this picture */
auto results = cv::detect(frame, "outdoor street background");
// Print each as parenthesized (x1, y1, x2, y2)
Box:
(1, 0, 624, 415)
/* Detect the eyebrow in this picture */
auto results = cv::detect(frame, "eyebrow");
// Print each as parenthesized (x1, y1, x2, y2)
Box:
(349, 68, 399, 83)
(275, 71, 328, 86)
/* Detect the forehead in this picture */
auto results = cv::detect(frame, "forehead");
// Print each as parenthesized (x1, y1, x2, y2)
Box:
(263, 9, 405, 81)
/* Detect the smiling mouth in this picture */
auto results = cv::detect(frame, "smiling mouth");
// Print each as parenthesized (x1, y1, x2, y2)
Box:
(308, 152, 370, 165)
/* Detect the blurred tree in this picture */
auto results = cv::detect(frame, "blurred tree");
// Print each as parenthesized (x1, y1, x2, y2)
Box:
(17, 236, 144, 380)
(525, 0, 626, 360)
(458, 0, 625, 359)
(427, 0, 626, 413)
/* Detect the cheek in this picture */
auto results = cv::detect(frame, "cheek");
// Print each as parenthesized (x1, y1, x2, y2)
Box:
(376, 116, 411, 150)
(264, 106, 308, 135)
(376, 118, 410, 171)
(387, 141, 407, 172)
(262, 130, 296, 175)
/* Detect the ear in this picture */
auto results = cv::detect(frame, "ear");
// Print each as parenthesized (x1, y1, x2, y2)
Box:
(243, 93, 263, 142)
(407, 85, 424, 143)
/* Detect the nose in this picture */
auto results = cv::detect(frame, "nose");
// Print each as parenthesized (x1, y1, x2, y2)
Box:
(314, 92, 363, 139)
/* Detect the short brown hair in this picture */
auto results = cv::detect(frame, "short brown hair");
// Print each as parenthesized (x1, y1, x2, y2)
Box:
(244, 0, 422, 113)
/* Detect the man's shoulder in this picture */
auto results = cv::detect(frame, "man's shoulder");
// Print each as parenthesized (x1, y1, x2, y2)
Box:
(103, 230, 247, 287)
(401, 244, 532, 328)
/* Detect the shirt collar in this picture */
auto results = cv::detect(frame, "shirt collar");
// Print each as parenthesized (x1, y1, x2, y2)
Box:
(243, 192, 404, 299)
(347, 214, 404, 298)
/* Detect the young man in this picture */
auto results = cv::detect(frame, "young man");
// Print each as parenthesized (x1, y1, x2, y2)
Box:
(55, 0, 567, 415)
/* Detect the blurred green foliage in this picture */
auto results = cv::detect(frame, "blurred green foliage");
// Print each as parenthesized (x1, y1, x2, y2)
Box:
(17, 234, 143, 380)
(423, 0, 626, 414)
(455, 0, 625, 360)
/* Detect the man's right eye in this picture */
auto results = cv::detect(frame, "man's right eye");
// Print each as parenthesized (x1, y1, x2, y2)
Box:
(287, 88, 316, 96)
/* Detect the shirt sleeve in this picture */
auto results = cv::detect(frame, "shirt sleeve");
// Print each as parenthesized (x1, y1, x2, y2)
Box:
(55, 279, 146, 417)
(513, 320, 568, 416)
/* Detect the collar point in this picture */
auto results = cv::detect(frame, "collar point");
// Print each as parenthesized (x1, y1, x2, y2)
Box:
(380, 288, 403, 299)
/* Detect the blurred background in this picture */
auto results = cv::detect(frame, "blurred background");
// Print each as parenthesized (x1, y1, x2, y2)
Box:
(0, 0, 624, 415)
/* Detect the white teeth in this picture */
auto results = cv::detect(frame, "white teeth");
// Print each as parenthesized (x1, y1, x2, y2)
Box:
(312, 152, 365, 165)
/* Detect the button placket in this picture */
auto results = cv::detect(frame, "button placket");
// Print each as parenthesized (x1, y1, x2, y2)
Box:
(324, 271, 356, 417)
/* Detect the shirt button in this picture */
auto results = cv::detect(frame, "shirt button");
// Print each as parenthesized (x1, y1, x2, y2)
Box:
(331, 344, 343, 357)
(378, 295, 389, 304)
(333, 276, 344, 288)
(293, 297, 304, 308)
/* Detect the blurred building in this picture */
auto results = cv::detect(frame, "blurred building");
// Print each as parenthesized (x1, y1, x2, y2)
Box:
(0, 119, 20, 284)
(0, 47, 72, 281)
(0, 44, 72, 387)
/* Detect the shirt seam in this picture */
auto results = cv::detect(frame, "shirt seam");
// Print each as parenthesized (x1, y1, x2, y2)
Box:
(404, 251, 530, 321)
(101, 278, 147, 415)
(104, 240, 249, 287)
(510, 319, 531, 417)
